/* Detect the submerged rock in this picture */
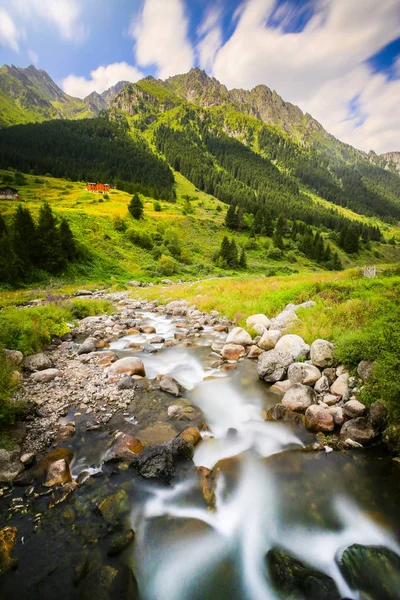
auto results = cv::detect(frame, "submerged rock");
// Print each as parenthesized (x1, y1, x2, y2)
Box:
(0, 526, 18, 576)
(266, 547, 340, 600)
(79, 564, 139, 600)
(43, 458, 72, 487)
(107, 529, 135, 557)
(337, 544, 400, 600)
(96, 489, 130, 531)
(131, 437, 194, 483)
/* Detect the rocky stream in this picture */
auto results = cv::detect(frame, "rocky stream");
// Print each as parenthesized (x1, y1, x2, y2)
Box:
(1, 291, 400, 600)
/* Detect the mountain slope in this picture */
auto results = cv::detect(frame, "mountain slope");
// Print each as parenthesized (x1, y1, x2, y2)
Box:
(0, 64, 126, 127)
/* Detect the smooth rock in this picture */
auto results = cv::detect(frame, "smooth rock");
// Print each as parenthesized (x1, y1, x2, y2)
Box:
(4, 349, 23, 366)
(323, 367, 337, 384)
(287, 363, 321, 386)
(179, 427, 201, 446)
(159, 375, 181, 397)
(197, 466, 217, 510)
(343, 400, 366, 418)
(275, 334, 310, 360)
(265, 404, 305, 426)
(247, 345, 264, 359)
(322, 393, 339, 406)
(107, 529, 135, 557)
(270, 310, 299, 331)
(340, 417, 376, 445)
(221, 343, 246, 360)
(168, 405, 199, 421)
(23, 352, 52, 372)
(369, 402, 388, 429)
(269, 379, 293, 396)
(44, 458, 72, 487)
(79, 564, 139, 600)
(257, 349, 293, 382)
(252, 323, 267, 336)
(226, 327, 252, 346)
(344, 438, 363, 448)
(0, 449, 23, 483)
(96, 489, 129, 529)
(282, 383, 316, 412)
(103, 433, 143, 463)
(357, 360, 374, 381)
(328, 406, 344, 426)
(30, 368, 61, 383)
(117, 376, 135, 390)
(330, 372, 349, 399)
(305, 404, 334, 432)
(258, 329, 282, 351)
(310, 339, 335, 368)
(314, 375, 330, 394)
(77, 337, 97, 355)
(107, 357, 146, 378)
(246, 314, 271, 330)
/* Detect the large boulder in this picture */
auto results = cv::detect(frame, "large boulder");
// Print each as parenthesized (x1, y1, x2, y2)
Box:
(246, 314, 271, 330)
(23, 352, 52, 372)
(343, 400, 366, 419)
(270, 310, 299, 331)
(369, 402, 388, 429)
(131, 437, 194, 483)
(310, 339, 335, 368)
(357, 360, 374, 381)
(0, 449, 23, 483)
(330, 373, 349, 399)
(275, 334, 310, 360)
(79, 564, 139, 600)
(305, 405, 335, 432)
(221, 344, 246, 360)
(282, 384, 315, 412)
(107, 357, 145, 378)
(257, 349, 293, 382)
(340, 417, 377, 445)
(267, 547, 340, 600)
(77, 337, 97, 355)
(30, 368, 61, 383)
(258, 329, 282, 351)
(287, 363, 321, 386)
(337, 544, 400, 600)
(226, 327, 252, 346)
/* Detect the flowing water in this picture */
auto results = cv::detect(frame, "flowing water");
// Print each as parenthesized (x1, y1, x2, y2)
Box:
(1, 310, 400, 599)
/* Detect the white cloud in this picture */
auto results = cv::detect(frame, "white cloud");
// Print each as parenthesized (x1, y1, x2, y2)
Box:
(130, 0, 194, 79)
(0, 8, 20, 52)
(13, 0, 87, 42)
(196, 6, 223, 73)
(28, 49, 39, 65)
(62, 62, 143, 98)
(209, 0, 400, 153)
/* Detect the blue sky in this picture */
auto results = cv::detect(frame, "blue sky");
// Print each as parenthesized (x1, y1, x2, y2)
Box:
(0, 0, 399, 153)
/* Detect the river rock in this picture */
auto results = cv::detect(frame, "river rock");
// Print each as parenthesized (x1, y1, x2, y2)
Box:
(269, 379, 293, 396)
(131, 437, 194, 483)
(275, 334, 310, 360)
(107, 529, 135, 557)
(197, 466, 217, 510)
(246, 314, 271, 330)
(328, 406, 344, 426)
(310, 339, 335, 368)
(79, 564, 139, 600)
(221, 343, 246, 360)
(0, 526, 18, 576)
(247, 345, 264, 359)
(258, 329, 282, 351)
(103, 432, 143, 463)
(257, 349, 293, 382)
(96, 489, 130, 530)
(305, 405, 335, 432)
(4, 349, 23, 366)
(149, 335, 165, 344)
(179, 426, 201, 446)
(0, 449, 23, 483)
(159, 375, 182, 397)
(340, 417, 377, 445)
(330, 372, 349, 399)
(287, 363, 321, 386)
(343, 400, 366, 418)
(337, 544, 400, 600)
(118, 376, 135, 390)
(266, 547, 340, 600)
(107, 357, 146, 378)
(77, 337, 97, 355)
(44, 458, 72, 487)
(282, 384, 316, 412)
(270, 309, 299, 331)
(23, 352, 52, 372)
(265, 404, 305, 426)
(314, 375, 330, 394)
(323, 393, 338, 406)
(369, 401, 388, 429)
(167, 405, 199, 421)
(357, 360, 374, 381)
(30, 368, 61, 382)
(226, 327, 252, 346)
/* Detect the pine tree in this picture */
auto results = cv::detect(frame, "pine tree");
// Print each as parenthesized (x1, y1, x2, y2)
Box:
(0, 231, 19, 285)
(220, 236, 231, 265)
(332, 251, 342, 270)
(128, 193, 143, 219)
(324, 244, 332, 263)
(264, 209, 274, 237)
(0, 214, 7, 237)
(225, 205, 238, 230)
(239, 248, 247, 269)
(59, 218, 77, 261)
(228, 239, 238, 267)
(12, 204, 37, 274)
(36, 201, 62, 273)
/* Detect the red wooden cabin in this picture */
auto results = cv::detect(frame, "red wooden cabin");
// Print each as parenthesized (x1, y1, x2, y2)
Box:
(86, 182, 110, 192)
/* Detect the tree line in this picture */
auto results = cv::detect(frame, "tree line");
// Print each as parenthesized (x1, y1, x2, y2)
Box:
(0, 203, 77, 285)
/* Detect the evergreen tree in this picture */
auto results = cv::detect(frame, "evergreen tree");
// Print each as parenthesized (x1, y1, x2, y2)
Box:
(332, 251, 342, 270)
(263, 209, 274, 237)
(128, 193, 144, 219)
(220, 236, 231, 265)
(228, 239, 238, 268)
(324, 244, 332, 263)
(12, 204, 37, 275)
(59, 218, 77, 261)
(0, 231, 19, 285)
(0, 214, 7, 236)
(225, 205, 238, 230)
(36, 201, 62, 273)
(239, 248, 247, 269)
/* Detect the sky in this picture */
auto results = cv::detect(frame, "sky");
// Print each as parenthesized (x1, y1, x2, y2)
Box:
(0, 0, 399, 154)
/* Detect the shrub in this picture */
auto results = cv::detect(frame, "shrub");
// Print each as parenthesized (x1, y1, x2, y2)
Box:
(0, 349, 25, 425)
(267, 247, 283, 260)
(113, 216, 127, 232)
(153, 201, 161, 212)
(126, 228, 153, 250)
(158, 254, 178, 276)
(64, 298, 113, 320)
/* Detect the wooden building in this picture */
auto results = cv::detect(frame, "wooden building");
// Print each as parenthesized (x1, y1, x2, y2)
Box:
(86, 182, 110, 193)
(0, 186, 19, 200)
